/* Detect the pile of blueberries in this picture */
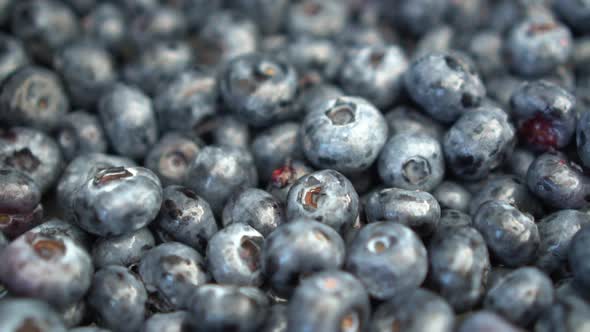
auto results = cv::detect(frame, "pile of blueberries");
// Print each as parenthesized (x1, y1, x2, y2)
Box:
(4, 0, 590, 331)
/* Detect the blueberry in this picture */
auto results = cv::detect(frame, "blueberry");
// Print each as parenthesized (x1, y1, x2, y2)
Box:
(188, 284, 269, 332)
(413, 26, 454, 59)
(82, 3, 126, 52)
(138, 242, 209, 311)
(98, 83, 159, 159)
(0, 66, 69, 131)
(222, 188, 285, 237)
(60, 300, 86, 328)
(0, 168, 43, 238)
(554, 0, 590, 33)
(0, 127, 64, 193)
(437, 209, 473, 230)
(32, 217, 93, 250)
(577, 110, 590, 168)
(365, 187, 441, 237)
(444, 105, 515, 180)
(370, 288, 455, 332)
(144, 133, 202, 186)
(286, 37, 342, 81)
(185, 145, 258, 215)
(87, 265, 147, 332)
(220, 53, 298, 127)
(300, 96, 388, 174)
(506, 147, 536, 179)
(473, 200, 539, 267)
(262, 219, 345, 297)
(194, 11, 258, 68)
(526, 152, 590, 209)
(286, 0, 349, 38)
(339, 44, 408, 108)
(266, 159, 314, 204)
(0, 298, 66, 332)
(487, 74, 524, 110)
(128, 6, 187, 47)
(384, 0, 449, 36)
(469, 175, 543, 218)
(0, 225, 93, 308)
(287, 271, 370, 332)
(404, 52, 486, 123)
(192, 115, 251, 148)
(378, 132, 445, 191)
(286, 169, 359, 234)
(346, 222, 427, 299)
(433, 181, 472, 212)
(70, 328, 111, 332)
(535, 289, 590, 332)
(296, 83, 343, 116)
(457, 311, 521, 332)
(569, 226, 590, 292)
(506, 18, 573, 77)
(153, 69, 217, 134)
(428, 226, 490, 312)
(251, 122, 302, 182)
(54, 111, 108, 162)
(467, 31, 503, 79)
(54, 41, 116, 109)
(71, 166, 163, 236)
(384, 106, 445, 141)
(228, 0, 289, 34)
(143, 311, 194, 332)
(92, 227, 155, 269)
(446, 0, 489, 31)
(511, 80, 576, 151)
(155, 185, 217, 252)
(0, 33, 28, 84)
(484, 267, 554, 327)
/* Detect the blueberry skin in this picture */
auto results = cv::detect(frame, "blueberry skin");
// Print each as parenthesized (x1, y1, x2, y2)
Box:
(0, 127, 64, 193)
(458, 311, 521, 332)
(0, 66, 69, 131)
(286, 0, 348, 38)
(0, 168, 40, 214)
(301, 96, 388, 174)
(569, 226, 590, 292)
(469, 175, 543, 218)
(72, 166, 163, 237)
(506, 148, 536, 179)
(384, 106, 445, 141)
(473, 200, 539, 267)
(55, 111, 108, 162)
(262, 304, 288, 332)
(286, 169, 359, 234)
(428, 226, 490, 312)
(185, 145, 258, 215)
(155, 185, 217, 253)
(467, 31, 504, 79)
(188, 284, 269, 332)
(287, 271, 370, 332)
(413, 26, 454, 60)
(144, 133, 202, 187)
(0, 226, 93, 309)
(70, 328, 111, 332)
(433, 181, 472, 212)
(154, 69, 217, 134)
(53, 41, 116, 109)
(444, 105, 515, 180)
(222, 188, 285, 237)
(82, 3, 126, 52)
(207, 223, 264, 286)
(437, 209, 473, 230)
(0, 33, 28, 84)
(33, 217, 93, 250)
(0, 298, 66, 332)
(228, 0, 289, 34)
(266, 159, 314, 204)
(262, 219, 345, 297)
(220, 53, 298, 127)
(577, 110, 590, 168)
(506, 18, 573, 77)
(526, 152, 590, 209)
(138, 242, 209, 311)
(346, 222, 427, 300)
(554, 0, 590, 33)
(193, 115, 251, 149)
(511, 80, 576, 151)
(535, 289, 590, 332)
(195, 11, 258, 68)
(365, 187, 441, 237)
(404, 52, 486, 123)
(98, 83, 158, 159)
(384, 0, 448, 36)
(339, 44, 408, 108)
(60, 300, 87, 328)
(370, 288, 455, 332)
(88, 266, 147, 332)
(143, 311, 193, 332)
(484, 267, 554, 327)
(92, 227, 155, 269)
(251, 122, 302, 182)
(127, 6, 187, 47)
(296, 83, 343, 116)
(378, 132, 445, 191)
(286, 37, 342, 81)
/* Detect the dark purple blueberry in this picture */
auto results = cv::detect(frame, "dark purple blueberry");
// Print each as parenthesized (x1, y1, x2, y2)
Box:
(484, 267, 554, 327)
(286, 169, 359, 234)
(262, 219, 345, 297)
(577, 109, 590, 168)
(384, 106, 445, 141)
(458, 311, 521, 332)
(286, 37, 342, 81)
(383, 0, 449, 36)
(251, 122, 302, 182)
(288, 271, 370, 332)
(144, 133, 202, 186)
(404, 52, 486, 123)
(433, 181, 472, 213)
(128, 5, 187, 47)
(554, 0, 590, 33)
(0, 202, 43, 239)
(535, 290, 590, 332)
(227, 0, 288, 34)
(266, 159, 314, 204)
(33, 217, 93, 250)
(81, 3, 126, 52)
(222, 188, 285, 236)
(54, 111, 108, 162)
(569, 226, 590, 292)
(143, 311, 194, 332)
(286, 0, 349, 38)
(0, 298, 66, 332)
(192, 114, 251, 148)
(0, 33, 28, 84)
(437, 209, 473, 231)
(71, 166, 163, 236)
(365, 187, 441, 237)
(300, 96, 388, 174)
(87, 265, 147, 332)
(346, 222, 427, 299)
(92, 227, 155, 269)
(0, 168, 40, 214)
